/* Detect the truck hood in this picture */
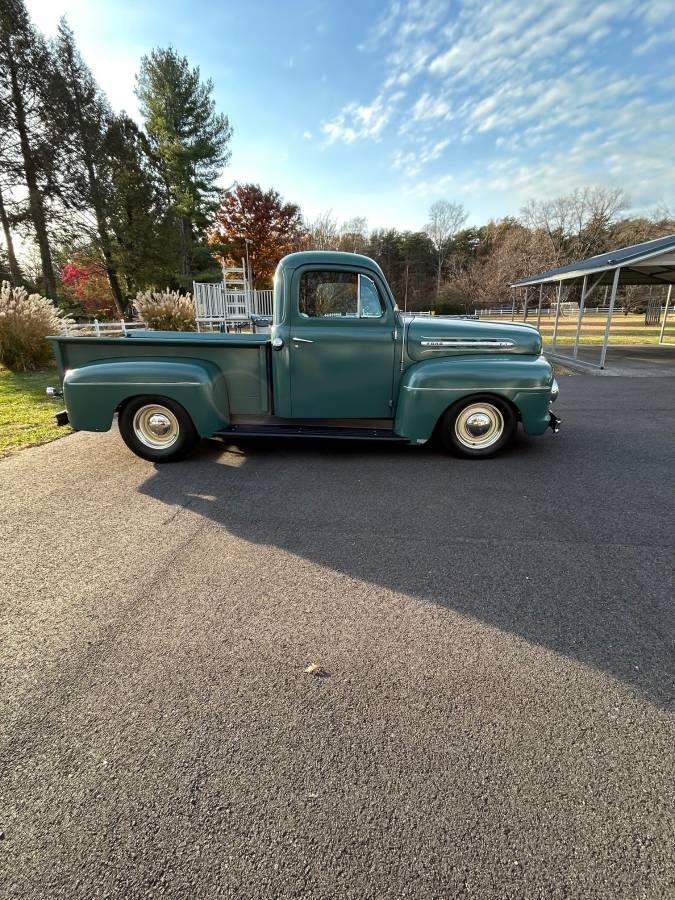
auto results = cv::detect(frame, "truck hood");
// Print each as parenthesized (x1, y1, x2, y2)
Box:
(404, 315, 542, 361)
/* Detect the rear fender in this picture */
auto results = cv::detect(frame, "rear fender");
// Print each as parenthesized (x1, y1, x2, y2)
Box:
(63, 358, 230, 436)
(394, 355, 554, 443)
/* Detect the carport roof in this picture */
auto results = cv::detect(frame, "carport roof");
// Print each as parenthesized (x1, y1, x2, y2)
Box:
(511, 233, 675, 288)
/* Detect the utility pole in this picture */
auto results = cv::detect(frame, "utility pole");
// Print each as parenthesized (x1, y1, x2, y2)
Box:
(404, 262, 409, 314)
(244, 238, 252, 308)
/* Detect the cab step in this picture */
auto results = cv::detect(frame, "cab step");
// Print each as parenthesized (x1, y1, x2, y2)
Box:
(214, 424, 409, 442)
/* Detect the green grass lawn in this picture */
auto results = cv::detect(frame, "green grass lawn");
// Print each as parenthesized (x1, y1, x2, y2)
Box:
(539, 330, 675, 345)
(0, 366, 71, 457)
(482, 313, 675, 346)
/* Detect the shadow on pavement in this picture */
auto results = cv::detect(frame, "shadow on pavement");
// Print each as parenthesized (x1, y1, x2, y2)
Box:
(138, 382, 674, 710)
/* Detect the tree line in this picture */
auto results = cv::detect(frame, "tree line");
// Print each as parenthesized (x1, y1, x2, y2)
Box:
(0, 0, 231, 317)
(1, 0, 673, 319)
(300, 192, 675, 314)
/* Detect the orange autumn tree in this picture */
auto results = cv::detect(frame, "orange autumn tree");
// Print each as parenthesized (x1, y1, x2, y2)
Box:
(209, 183, 305, 286)
(61, 255, 117, 318)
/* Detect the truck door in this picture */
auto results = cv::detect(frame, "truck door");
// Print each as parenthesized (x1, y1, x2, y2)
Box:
(289, 267, 396, 419)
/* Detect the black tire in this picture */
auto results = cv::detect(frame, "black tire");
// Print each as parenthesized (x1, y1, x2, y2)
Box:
(439, 395, 517, 459)
(118, 396, 199, 462)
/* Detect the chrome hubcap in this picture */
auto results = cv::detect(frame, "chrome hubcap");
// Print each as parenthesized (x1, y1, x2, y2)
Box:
(455, 403, 504, 449)
(133, 404, 179, 450)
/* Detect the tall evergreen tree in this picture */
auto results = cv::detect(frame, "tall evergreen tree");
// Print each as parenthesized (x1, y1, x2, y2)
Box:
(0, 75, 23, 285)
(135, 47, 232, 283)
(0, 0, 57, 297)
(0, 186, 22, 285)
(102, 113, 178, 293)
(51, 20, 126, 316)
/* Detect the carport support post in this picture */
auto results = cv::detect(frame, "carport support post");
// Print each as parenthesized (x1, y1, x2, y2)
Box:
(522, 287, 529, 322)
(600, 267, 621, 369)
(659, 285, 672, 344)
(573, 275, 587, 359)
(511, 288, 516, 321)
(536, 284, 543, 330)
(551, 282, 563, 351)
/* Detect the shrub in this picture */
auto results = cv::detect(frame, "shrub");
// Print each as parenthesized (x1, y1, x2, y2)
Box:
(133, 289, 196, 331)
(0, 281, 69, 371)
(433, 301, 467, 316)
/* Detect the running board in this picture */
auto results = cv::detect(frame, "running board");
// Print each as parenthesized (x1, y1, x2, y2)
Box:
(214, 424, 409, 442)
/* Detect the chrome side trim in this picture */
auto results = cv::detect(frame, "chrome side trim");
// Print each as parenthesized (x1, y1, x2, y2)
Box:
(400, 315, 410, 372)
(419, 339, 515, 349)
(66, 381, 198, 386)
(402, 385, 549, 392)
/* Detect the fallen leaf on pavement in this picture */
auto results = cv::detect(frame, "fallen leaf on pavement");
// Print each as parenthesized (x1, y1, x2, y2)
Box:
(304, 663, 329, 677)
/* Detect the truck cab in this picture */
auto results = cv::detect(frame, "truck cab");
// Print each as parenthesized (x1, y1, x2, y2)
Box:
(271, 253, 400, 419)
(48, 251, 560, 462)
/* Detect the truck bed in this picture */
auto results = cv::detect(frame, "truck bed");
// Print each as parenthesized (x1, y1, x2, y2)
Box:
(49, 331, 272, 417)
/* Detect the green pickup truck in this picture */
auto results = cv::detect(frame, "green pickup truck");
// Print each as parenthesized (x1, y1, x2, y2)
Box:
(48, 251, 560, 462)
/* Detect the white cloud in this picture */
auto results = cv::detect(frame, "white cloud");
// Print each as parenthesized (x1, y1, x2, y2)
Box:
(318, 0, 675, 210)
(321, 91, 402, 145)
(411, 92, 451, 120)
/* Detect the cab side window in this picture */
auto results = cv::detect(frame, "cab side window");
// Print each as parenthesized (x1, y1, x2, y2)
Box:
(358, 275, 384, 318)
(299, 271, 385, 319)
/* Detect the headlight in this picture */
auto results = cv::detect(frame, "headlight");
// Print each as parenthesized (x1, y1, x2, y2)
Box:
(550, 378, 559, 402)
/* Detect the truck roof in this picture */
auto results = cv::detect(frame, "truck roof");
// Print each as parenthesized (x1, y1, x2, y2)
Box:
(276, 250, 386, 279)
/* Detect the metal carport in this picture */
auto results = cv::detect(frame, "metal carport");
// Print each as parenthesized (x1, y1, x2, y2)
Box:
(511, 233, 675, 369)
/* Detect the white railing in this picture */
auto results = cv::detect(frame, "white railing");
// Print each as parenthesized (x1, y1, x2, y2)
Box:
(477, 305, 672, 318)
(62, 319, 148, 336)
(193, 283, 273, 321)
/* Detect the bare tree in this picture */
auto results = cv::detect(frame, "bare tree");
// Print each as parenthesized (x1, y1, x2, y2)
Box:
(521, 187, 625, 266)
(424, 199, 467, 296)
(339, 216, 368, 253)
(304, 211, 339, 250)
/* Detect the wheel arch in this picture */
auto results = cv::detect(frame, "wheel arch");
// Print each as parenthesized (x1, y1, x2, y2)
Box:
(393, 355, 551, 444)
(117, 394, 199, 463)
(430, 391, 521, 439)
(62, 358, 230, 436)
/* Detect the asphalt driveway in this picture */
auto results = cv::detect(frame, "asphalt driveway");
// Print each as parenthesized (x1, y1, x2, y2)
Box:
(1, 376, 673, 899)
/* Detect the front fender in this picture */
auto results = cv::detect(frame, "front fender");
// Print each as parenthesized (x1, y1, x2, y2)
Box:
(63, 358, 230, 436)
(394, 355, 554, 443)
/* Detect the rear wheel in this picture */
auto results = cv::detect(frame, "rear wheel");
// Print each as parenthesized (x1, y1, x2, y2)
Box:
(440, 395, 516, 459)
(118, 396, 199, 462)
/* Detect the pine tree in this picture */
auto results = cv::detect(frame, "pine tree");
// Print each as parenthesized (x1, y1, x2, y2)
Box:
(51, 19, 127, 316)
(0, 185, 22, 285)
(102, 113, 178, 293)
(0, 0, 57, 297)
(135, 47, 232, 284)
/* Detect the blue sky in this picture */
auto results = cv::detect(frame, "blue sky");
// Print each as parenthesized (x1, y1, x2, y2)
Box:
(27, 0, 675, 231)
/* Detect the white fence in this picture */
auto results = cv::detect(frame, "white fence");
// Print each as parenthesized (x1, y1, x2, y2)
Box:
(193, 283, 273, 322)
(62, 319, 148, 336)
(477, 305, 671, 318)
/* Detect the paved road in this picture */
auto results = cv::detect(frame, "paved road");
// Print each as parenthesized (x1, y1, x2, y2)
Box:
(549, 343, 675, 376)
(1, 376, 673, 899)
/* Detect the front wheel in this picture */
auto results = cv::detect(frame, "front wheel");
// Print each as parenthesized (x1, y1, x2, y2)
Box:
(118, 396, 199, 462)
(440, 396, 516, 459)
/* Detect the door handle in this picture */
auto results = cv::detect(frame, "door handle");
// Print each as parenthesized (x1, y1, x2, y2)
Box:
(292, 337, 314, 343)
